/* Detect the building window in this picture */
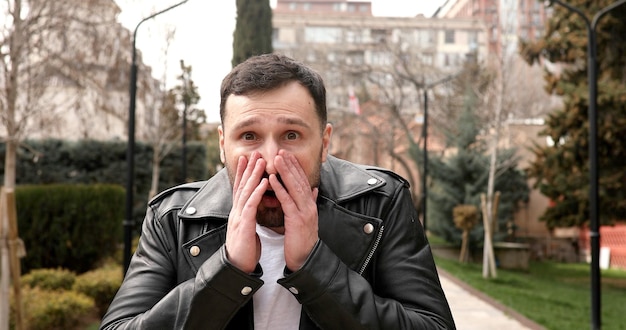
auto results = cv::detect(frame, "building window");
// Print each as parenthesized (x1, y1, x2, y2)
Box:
(346, 30, 364, 43)
(444, 30, 455, 44)
(417, 30, 435, 47)
(422, 53, 433, 66)
(333, 3, 347, 12)
(369, 50, 392, 66)
(289, 3, 297, 11)
(467, 30, 478, 50)
(305, 26, 342, 43)
(371, 29, 388, 43)
(346, 51, 364, 65)
(275, 27, 297, 45)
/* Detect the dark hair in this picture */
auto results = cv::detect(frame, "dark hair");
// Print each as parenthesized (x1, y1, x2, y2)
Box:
(220, 53, 327, 127)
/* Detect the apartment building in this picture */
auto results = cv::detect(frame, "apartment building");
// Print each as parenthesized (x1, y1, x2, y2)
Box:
(271, 0, 486, 200)
(272, 1, 561, 254)
(435, 0, 549, 57)
(273, 0, 487, 114)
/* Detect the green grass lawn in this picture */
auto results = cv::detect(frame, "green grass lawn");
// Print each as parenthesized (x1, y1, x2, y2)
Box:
(434, 255, 626, 330)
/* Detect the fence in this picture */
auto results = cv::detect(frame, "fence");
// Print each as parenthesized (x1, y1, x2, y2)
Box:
(579, 224, 626, 270)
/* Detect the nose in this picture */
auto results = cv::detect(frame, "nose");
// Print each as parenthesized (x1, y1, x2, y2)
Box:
(259, 139, 279, 175)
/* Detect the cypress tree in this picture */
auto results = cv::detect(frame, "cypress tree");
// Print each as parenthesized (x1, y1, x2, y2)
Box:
(232, 0, 273, 67)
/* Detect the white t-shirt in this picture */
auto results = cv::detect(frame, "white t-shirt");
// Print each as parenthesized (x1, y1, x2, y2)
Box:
(253, 224, 302, 329)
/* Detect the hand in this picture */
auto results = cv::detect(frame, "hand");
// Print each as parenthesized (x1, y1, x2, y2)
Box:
(270, 150, 319, 271)
(225, 152, 267, 273)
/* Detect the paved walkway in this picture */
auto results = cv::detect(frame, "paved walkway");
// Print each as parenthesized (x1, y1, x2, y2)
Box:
(438, 269, 545, 330)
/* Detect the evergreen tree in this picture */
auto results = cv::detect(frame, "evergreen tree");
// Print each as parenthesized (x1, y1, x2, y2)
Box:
(426, 107, 530, 246)
(520, 0, 626, 228)
(232, 0, 273, 67)
(172, 60, 205, 140)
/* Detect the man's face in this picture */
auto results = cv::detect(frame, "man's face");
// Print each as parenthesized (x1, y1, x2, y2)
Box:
(218, 81, 332, 228)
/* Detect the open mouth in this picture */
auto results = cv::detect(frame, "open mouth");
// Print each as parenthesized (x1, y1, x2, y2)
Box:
(262, 173, 285, 191)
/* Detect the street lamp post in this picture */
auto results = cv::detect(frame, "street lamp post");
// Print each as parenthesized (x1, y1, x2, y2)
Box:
(181, 67, 190, 183)
(125, 0, 189, 275)
(182, 101, 188, 182)
(548, 1, 626, 329)
(421, 74, 459, 232)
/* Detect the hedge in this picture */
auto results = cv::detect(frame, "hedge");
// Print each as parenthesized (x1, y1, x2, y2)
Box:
(16, 184, 124, 273)
(0, 139, 210, 234)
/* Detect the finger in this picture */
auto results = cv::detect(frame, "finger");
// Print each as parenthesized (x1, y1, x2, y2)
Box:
(244, 177, 269, 216)
(275, 152, 313, 207)
(237, 156, 266, 209)
(232, 155, 248, 200)
(233, 152, 263, 206)
(269, 173, 296, 211)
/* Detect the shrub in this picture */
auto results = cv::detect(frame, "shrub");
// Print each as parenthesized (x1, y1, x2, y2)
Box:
(21, 268, 76, 291)
(73, 265, 123, 317)
(16, 184, 124, 273)
(10, 286, 94, 330)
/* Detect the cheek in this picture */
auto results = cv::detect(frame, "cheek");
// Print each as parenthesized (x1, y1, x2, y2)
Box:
(293, 151, 320, 176)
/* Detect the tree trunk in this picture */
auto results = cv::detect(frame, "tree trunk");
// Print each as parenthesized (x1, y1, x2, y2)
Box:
(149, 150, 161, 200)
(482, 49, 506, 279)
(1, 0, 22, 325)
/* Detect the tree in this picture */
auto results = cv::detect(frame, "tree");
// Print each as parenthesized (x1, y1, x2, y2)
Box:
(426, 106, 530, 250)
(1, 1, 134, 325)
(232, 0, 273, 67)
(172, 59, 203, 183)
(173, 60, 204, 141)
(2, 0, 123, 189)
(146, 57, 205, 198)
(520, 0, 626, 228)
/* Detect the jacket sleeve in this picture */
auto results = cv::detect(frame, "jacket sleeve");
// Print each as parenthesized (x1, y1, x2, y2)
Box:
(99, 206, 263, 330)
(277, 183, 456, 329)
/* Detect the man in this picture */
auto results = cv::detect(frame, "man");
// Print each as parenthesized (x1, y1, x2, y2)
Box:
(100, 53, 455, 329)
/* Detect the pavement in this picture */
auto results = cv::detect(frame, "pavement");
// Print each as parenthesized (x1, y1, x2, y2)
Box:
(438, 269, 545, 330)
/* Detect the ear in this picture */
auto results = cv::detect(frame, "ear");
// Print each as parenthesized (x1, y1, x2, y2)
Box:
(218, 125, 226, 163)
(321, 123, 333, 163)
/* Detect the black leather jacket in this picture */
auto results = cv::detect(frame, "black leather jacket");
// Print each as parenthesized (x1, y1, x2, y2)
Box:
(100, 156, 455, 329)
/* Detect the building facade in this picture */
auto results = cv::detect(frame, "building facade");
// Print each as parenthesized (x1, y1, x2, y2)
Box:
(1, 0, 162, 142)
(273, 0, 487, 116)
(435, 0, 549, 57)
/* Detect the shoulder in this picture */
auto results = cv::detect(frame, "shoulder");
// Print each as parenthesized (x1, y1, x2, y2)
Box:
(353, 162, 410, 189)
(148, 181, 206, 211)
(148, 181, 206, 205)
(324, 155, 409, 187)
(321, 155, 409, 203)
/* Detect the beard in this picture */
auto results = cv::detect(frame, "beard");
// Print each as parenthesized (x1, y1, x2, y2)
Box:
(224, 149, 323, 229)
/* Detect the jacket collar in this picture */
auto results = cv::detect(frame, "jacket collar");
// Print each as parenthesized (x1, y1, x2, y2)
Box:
(179, 155, 386, 220)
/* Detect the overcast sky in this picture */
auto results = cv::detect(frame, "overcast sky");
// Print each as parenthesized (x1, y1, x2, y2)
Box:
(114, 0, 446, 123)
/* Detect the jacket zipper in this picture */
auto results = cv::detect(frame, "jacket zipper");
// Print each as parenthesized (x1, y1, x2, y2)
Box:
(358, 225, 384, 275)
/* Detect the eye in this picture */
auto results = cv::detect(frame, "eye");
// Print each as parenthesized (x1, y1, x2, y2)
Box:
(242, 132, 256, 141)
(285, 131, 299, 140)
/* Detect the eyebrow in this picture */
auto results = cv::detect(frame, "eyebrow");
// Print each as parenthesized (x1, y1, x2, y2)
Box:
(230, 116, 312, 132)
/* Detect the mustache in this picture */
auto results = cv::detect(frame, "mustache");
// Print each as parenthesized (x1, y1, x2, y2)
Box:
(262, 172, 285, 191)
